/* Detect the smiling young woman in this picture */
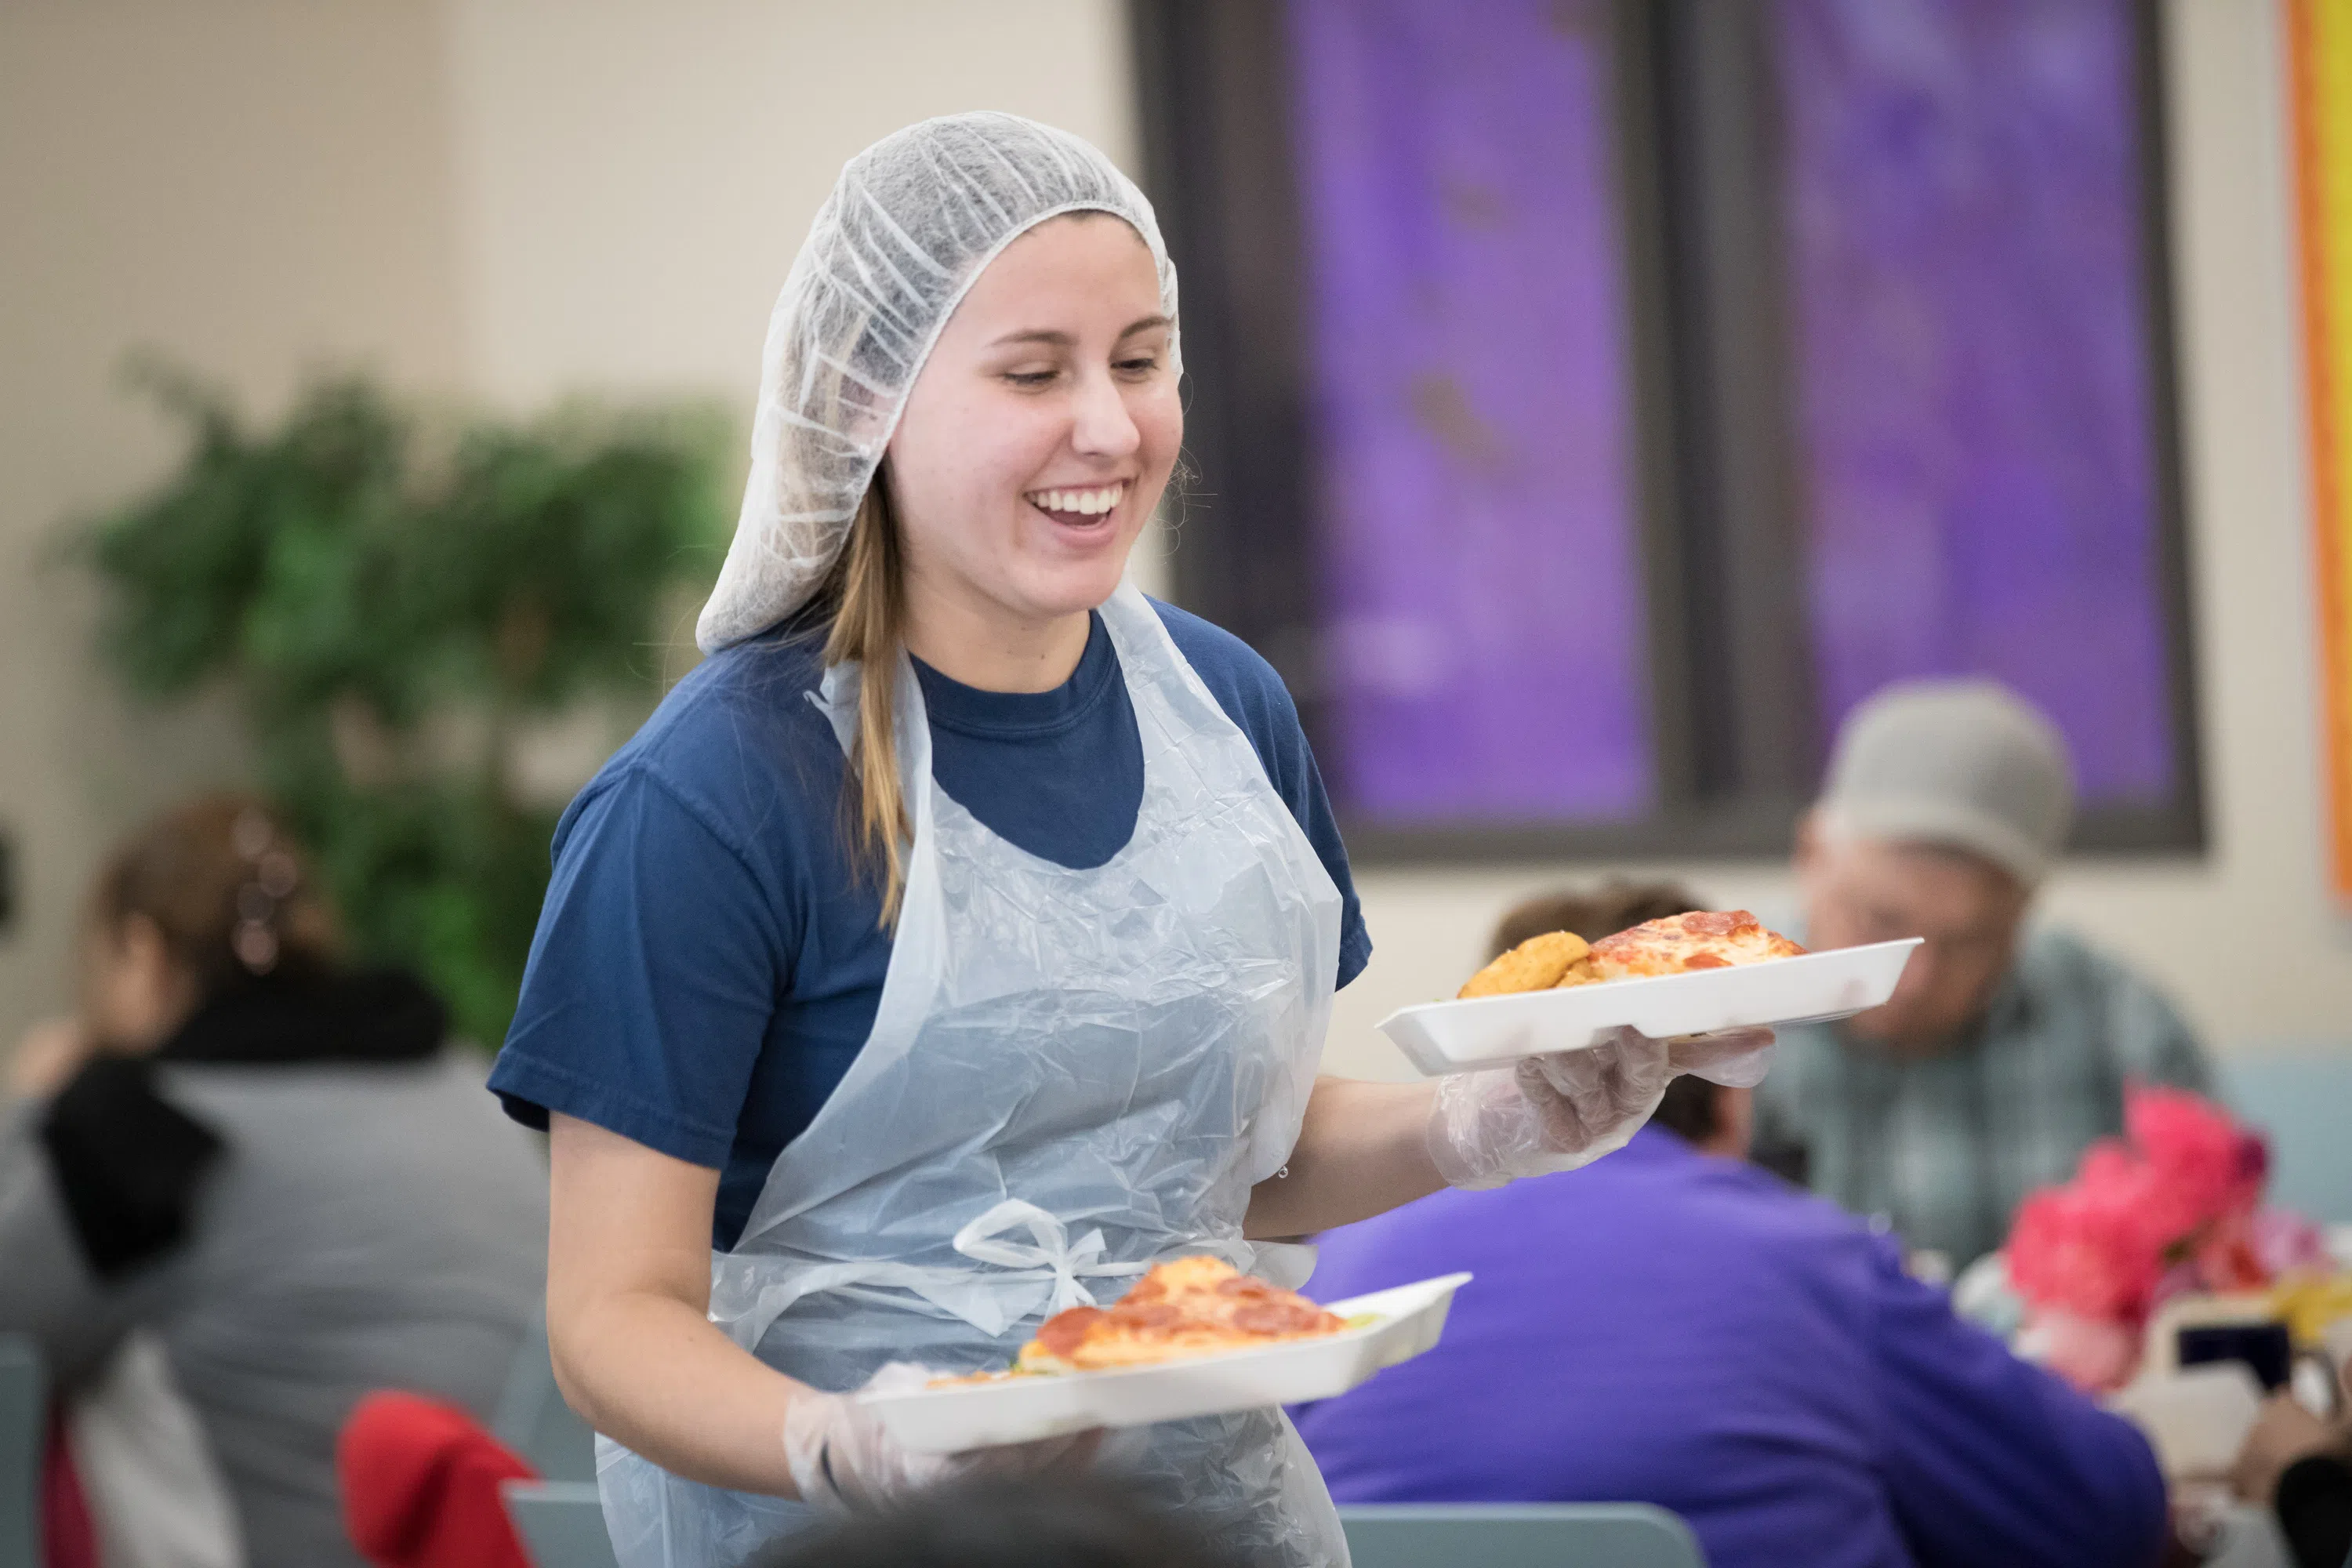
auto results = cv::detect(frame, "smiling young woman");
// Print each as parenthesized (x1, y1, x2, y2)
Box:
(485, 112, 1772, 1568)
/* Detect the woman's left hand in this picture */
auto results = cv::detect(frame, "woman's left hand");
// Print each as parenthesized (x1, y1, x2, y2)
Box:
(1424, 1025, 1776, 1190)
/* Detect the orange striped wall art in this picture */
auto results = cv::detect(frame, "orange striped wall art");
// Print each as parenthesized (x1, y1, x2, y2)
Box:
(2290, 0, 2352, 897)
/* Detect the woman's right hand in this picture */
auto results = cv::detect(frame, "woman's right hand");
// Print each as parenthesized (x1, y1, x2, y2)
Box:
(782, 1366, 1098, 1515)
(1424, 1025, 1777, 1189)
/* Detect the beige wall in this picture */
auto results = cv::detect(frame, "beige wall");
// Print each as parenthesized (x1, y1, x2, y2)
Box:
(2, 0, 2341, 1076)
(440, 0, 1138, 408)
(0, 1, 470, 1045)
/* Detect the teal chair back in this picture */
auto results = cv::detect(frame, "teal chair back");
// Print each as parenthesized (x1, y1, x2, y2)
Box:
(503, 1479, 619, 1568)
(2219, 1051, 2352, 1223)
(1340, 1503, 1707, 1568)
(496, 1485, 1711, 1567)
(492, 1317, 597, 1484)
(0, 1337, 41, 1568)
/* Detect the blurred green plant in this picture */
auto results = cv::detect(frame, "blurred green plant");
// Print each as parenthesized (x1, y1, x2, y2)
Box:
(80, 362, 732, 1045)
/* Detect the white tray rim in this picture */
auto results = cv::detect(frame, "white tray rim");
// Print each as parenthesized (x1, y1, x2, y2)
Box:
(855, 1270, 1473, 1449)
(1376, 937, 1924, 1076)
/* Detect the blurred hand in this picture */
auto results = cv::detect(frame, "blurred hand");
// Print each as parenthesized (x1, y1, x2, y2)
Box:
(1662, 1027, 1780, 1090)
(1425, 1025, 1777, 1190)
(2230, 1391, 2350, 1505)
(782, 1364, 1100, 1515)
(7, 1017, 91, 1099)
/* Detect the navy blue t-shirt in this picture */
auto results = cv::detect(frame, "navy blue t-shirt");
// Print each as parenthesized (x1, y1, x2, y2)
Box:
(488, 601, 1370, 1250)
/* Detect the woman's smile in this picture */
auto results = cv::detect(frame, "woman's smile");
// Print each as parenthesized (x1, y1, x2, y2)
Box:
(1023, 479, 1130, 532)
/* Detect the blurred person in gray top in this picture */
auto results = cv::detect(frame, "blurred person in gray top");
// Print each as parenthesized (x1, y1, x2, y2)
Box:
(0, 795, 548, 1568)
(1752, 681, 2212, 1272)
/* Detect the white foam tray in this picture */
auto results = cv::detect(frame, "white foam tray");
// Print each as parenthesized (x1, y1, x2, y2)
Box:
(1378, 938, 1922, 1076)
(858, 1272, 1472, 1454)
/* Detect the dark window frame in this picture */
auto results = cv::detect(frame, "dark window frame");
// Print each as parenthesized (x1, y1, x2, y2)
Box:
(1130, 0, 2205, 865)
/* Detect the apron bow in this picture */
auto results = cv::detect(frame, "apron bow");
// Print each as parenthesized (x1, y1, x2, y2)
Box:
(952, 1199, 1149, 1317)
(714, 1200, 1155, 1351)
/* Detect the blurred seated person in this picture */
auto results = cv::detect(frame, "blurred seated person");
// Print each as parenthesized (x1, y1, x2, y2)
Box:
(0, 795, 550, 1568)
(1756, 679, 2212, 1271)
(1293, 883, 2171, 1568)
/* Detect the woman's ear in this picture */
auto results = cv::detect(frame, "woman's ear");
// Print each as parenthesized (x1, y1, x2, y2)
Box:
(118, 911, 171, 971)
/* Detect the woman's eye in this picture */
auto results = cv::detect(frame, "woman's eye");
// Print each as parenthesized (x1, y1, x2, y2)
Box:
(1004, 369, 1059, 389)
(1115, 356, 1160, 376)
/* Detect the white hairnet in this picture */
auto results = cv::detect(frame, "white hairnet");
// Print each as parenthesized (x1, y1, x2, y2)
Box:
(697, 111, 1182, 652)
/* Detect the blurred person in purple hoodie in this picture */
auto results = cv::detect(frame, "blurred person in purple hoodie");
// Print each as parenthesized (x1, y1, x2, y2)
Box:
(1293, 882, 2171, 1568)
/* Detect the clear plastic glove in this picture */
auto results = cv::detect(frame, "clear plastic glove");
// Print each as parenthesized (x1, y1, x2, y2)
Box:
(1425, 1026, 1777, 1190)
(782, 1363, 1098, 1515)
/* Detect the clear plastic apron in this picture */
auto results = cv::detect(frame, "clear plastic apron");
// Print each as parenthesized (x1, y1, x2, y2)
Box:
(597, 584, 1348, 1568)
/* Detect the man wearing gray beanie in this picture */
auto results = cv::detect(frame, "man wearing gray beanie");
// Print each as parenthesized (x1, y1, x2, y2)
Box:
(1751, 679, 2213, 1272)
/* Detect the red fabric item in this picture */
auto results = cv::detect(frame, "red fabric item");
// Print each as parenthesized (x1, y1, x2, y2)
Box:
(42, 1400, 99, 1568)
(336, 1392, 538, 1568)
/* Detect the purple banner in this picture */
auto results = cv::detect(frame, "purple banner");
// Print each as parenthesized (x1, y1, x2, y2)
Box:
(1773, 0, 2176, 804)
(1287, 0, 1653, 823)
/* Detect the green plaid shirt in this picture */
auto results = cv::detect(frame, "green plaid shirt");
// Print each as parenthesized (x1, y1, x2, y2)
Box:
(1752, 925, 2213, 1270)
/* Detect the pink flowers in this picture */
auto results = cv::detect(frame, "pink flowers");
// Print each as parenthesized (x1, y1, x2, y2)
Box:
(2126, 1083, 2265, 1229)
(2003, 1085, 2306, 1389)
(2006, 1143, 2171, 1321)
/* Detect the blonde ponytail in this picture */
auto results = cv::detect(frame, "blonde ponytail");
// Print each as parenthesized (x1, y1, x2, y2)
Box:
(820, 481, 911, 925)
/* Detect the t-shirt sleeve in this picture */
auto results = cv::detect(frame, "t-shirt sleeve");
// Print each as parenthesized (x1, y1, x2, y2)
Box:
(488, 768, 789, 1169)
(1867, 1236, 2168, 1568)
(1260, 695, 1373, 990)
(1154, 602, 1372, 989)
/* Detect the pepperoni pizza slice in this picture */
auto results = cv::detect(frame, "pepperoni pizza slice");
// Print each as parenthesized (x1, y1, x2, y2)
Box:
(1014, 1256, 1348, 1374)
(1573, 909, 1806, 984)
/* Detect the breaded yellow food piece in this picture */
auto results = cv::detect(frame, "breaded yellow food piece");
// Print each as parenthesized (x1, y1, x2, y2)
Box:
(1583, 910, 1806, 982)
(1457, 930, 1592, 998)
(1552, 957, 1599, 989)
